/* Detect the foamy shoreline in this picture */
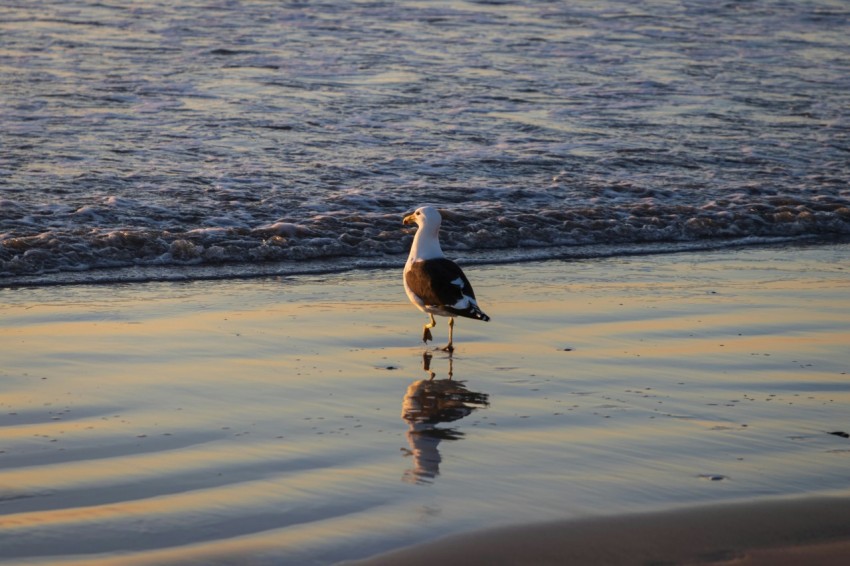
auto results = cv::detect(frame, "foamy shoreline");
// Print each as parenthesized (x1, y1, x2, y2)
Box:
(2, 242, 849, 565)
(2, 236, 838, 289)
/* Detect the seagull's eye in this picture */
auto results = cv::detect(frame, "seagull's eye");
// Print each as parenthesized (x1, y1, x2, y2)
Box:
(416, 211, 421, 215)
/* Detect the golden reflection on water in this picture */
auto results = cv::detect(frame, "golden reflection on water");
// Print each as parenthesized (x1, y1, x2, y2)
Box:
(1, 248, 849, 564)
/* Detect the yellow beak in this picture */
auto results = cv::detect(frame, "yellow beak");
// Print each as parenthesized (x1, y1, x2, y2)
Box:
(403, 212, 416, 225)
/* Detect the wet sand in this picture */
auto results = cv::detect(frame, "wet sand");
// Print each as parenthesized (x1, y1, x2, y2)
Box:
(1, 243, 849, 565)
(354, 496, 850, 566)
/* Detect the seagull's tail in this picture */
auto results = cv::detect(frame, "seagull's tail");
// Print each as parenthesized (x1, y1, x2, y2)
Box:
(449, 302, 490, 322)
(471, 306, 490, 322)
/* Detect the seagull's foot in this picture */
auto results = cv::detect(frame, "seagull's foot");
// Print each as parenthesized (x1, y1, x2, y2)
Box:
(422, 327, 433, 344)
(441, 343, 454, 353)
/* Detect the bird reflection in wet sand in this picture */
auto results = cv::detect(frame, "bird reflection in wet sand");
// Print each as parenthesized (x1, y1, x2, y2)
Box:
(401, 352, 489, 484)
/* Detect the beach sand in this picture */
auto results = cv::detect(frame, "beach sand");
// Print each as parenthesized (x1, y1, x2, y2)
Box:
(354, 496, 850, 566)
(1, 242, 849, 565)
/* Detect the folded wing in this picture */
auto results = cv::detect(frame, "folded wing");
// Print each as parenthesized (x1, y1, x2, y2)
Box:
(405, 258, 490, 321)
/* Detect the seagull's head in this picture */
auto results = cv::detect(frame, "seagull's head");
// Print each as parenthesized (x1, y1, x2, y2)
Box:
(403, 206, 442, 231)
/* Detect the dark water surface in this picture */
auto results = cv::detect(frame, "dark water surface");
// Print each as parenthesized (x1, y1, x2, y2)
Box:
(2, 0, 849, 284)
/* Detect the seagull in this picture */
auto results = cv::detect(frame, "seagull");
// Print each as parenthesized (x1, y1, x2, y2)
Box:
(403, 206, 490, 351)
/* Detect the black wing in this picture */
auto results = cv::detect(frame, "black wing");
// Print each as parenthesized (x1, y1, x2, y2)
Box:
(406, 258, 489, 320)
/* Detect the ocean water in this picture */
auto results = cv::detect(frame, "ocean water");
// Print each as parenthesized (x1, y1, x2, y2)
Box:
(2, 0, 849, 285)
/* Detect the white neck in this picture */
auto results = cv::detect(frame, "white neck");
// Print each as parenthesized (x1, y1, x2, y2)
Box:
(408, 224, 444, 262)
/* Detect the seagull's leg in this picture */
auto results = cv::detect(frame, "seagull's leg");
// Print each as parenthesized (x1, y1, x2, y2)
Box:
(422, 314, 436, 344)
(442, 317, 455, 352)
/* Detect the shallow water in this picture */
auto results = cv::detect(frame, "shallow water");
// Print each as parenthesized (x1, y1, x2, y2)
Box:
(2, 1, 849, 283)
(1, 244, 849, 564)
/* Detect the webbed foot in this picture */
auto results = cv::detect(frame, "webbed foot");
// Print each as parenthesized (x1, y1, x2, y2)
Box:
(422, 327, 433, 343)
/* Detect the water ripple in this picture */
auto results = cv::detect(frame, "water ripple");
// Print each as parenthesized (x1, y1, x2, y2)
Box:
(1, 0, 848, 284)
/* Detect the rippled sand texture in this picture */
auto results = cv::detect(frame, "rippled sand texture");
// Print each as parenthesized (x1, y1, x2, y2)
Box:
(1, 244, 850, 564)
